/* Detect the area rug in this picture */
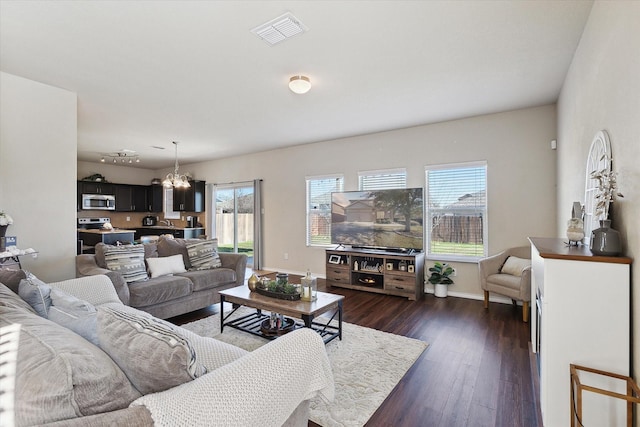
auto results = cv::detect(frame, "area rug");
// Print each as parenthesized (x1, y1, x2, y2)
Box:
(181, 307, 428, 427)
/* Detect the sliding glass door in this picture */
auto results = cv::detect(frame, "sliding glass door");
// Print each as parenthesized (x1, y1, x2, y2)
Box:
(214, 184, 254, 266)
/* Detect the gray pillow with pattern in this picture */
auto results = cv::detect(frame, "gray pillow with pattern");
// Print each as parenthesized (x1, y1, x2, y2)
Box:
(97, 306, 207, 394)
(104, 245, 148, 283)
(186, 239, 222, 270)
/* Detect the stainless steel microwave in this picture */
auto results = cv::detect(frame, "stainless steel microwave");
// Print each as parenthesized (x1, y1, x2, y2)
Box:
(82, 194, 115, 210)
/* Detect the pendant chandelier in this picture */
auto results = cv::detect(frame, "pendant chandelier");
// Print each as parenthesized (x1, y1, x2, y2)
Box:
(162, 141, 191, 188)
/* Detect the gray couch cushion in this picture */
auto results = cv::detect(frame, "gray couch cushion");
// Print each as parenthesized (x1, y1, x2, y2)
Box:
(178, 268, 236, 292)
(48, 288, 99, 346)
(127, 274, 193, 308)
(0, 282, 36, 313)
(97, 306, 207, 394)
(0, 267, 27, 293)
(157, 237, 203, 270)
(0, 304, 141, 426)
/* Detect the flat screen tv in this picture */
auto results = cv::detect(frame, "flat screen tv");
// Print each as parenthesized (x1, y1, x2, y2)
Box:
(331, 188, 424, 252)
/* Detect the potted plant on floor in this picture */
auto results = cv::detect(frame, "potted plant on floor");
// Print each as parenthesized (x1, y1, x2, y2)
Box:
(427, 262, 454, 298)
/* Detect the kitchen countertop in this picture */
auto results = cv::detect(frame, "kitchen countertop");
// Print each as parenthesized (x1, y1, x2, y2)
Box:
(77, 228, 136, 234)
(139, 226, 204, 230)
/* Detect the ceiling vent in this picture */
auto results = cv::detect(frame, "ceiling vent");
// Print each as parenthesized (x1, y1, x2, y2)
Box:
(251, 12, 308, 46)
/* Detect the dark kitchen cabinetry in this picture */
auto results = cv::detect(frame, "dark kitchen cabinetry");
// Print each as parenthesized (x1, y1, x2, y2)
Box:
(147, 185, 164, 213)
(77, 181, 116, 211)
(115, 185, 148, 212)
(78, 181, 115, 195)
(173, 180, 205, 212)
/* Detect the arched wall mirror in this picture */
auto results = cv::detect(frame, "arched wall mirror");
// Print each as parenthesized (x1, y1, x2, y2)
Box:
(583, 130, 612, 246)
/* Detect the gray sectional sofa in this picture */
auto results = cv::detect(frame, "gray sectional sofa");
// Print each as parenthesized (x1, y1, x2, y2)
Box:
(76, 237, 247, 319)
(0, 271, 334, 426)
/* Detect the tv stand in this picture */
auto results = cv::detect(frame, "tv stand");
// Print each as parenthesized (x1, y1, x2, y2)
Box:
(326, 248, 425, 300)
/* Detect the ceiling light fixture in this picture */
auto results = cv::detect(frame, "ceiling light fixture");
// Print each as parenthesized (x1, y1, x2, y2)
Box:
(289, 75, 311, 94)
(162, 141, 191, 188)
(100, 151, 140, 164)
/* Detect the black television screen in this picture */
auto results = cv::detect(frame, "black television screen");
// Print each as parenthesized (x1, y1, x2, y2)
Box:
(331, 188, 424, 251)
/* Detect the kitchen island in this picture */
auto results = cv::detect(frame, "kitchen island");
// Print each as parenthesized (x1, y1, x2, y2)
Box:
(135, 226, 205, 240)
(77, 228, 136, 249)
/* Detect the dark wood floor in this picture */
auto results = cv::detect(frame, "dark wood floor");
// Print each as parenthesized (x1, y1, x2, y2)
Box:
(170, 276, 539, 427)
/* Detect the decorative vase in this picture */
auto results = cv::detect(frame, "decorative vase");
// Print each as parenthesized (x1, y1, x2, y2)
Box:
(589, 219, 621, 256)
(247, 273, 259, 291)
(434, 283, 448, 298)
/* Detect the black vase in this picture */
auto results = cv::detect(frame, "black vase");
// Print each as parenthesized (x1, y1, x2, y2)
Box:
(590, 219, 621, 256)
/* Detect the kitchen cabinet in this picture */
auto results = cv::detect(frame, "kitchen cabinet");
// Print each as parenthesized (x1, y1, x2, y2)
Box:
(173, 180, 205, 212)
(529, 237, 631, 427)
(147, 185, 163, 212)
(115, 184, 148, 212)
(78, 181, 115, 195)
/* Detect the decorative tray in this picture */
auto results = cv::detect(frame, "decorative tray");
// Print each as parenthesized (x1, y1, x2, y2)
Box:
(260, 318, 296, 336)
(255, 287, 301, 301)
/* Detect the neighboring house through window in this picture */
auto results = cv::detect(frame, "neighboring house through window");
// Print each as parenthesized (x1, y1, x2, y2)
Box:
(358, 168, 407, 190)
(425, 162, 487, 261)
(306, 175, 344, 246)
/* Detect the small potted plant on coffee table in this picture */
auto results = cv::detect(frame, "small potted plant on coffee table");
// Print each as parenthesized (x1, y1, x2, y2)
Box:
(427, 262, 454, 298)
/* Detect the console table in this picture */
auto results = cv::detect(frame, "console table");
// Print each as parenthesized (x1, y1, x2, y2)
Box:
(325, 248, 425, 300)
(529, 237, 631, 427)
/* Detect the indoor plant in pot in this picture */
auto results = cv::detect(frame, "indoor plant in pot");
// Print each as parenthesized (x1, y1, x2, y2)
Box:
(427, 262, 454, 298)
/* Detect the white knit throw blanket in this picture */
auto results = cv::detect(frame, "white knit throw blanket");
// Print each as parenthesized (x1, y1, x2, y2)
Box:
(131, 327, 335, 427)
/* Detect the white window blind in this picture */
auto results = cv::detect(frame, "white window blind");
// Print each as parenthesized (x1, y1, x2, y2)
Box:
(306, 175, 344, 246)
(358, 168, 407, 190)
(425, 162, 487, 260)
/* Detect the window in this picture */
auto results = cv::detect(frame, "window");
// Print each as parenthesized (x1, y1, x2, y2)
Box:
(358, 168, 407, 190)
(163, 187, 180, 220)
(425, 162, 487, 261)
(306, 175, 344, 246)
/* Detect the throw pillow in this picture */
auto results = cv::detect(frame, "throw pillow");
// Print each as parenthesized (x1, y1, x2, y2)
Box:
(96, 306, 207, 394)
(1, 307, 141, 425)
(500, 256, 531, 277)
(146, 254, 187, 278)
(0, 282, 37, 313)
(186, 239, 222, 270)
(18, 273, 52, 318)
(104, 245, 148, 284)
(0, 267, 27, 294)
(48, 288, 99, 345)
(157, 237, 192, 269)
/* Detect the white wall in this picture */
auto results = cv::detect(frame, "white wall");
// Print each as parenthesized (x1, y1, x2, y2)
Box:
(0, 72, 77, 281)
(556, 0, 640, 384)
(187, 105, 558, 297)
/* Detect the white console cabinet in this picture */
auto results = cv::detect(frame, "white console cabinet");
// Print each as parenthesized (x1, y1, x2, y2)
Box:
(529, 238, 631, 427)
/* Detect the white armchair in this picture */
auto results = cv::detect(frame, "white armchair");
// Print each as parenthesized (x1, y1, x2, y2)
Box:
(478, 246, 531, 322)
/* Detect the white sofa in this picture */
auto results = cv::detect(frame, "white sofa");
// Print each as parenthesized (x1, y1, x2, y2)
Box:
(0, 272, 334, 426)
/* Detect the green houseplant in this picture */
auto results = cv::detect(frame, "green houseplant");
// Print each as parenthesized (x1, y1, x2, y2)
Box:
(427, 262, 454, 298)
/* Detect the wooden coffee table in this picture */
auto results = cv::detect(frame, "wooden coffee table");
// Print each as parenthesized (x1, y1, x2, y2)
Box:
(219, 285, 344, 344)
